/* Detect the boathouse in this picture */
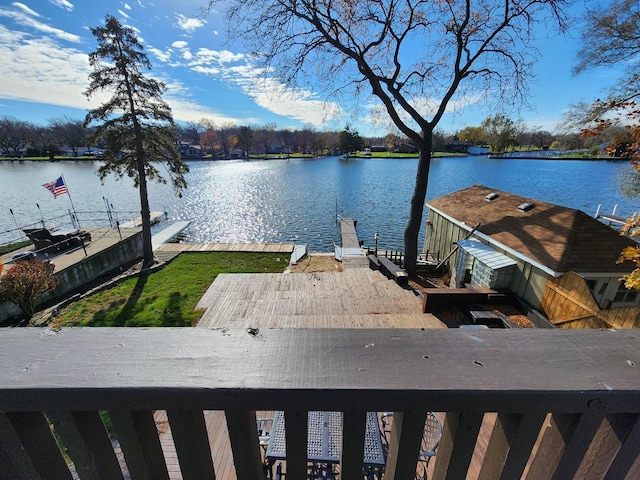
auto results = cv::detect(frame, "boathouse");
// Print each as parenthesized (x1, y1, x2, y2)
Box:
(424, 184, 640, 328)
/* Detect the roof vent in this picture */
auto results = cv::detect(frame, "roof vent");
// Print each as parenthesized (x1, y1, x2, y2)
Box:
(517, 202, 535, 212)
(485, 192, 499, 201)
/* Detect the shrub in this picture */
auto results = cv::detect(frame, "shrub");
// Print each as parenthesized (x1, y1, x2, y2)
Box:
(0, 260, 56, 318)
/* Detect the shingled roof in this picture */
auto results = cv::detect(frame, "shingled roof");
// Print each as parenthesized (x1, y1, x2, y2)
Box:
(427, 184, 637, 275)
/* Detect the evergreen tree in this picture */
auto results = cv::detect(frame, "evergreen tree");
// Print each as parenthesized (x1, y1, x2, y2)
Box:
(84, 15, 188, 268)
(339, 125, 365, 154)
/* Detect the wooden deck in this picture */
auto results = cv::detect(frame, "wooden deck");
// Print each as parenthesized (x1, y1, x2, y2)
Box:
(195, 270, 444, 329)
(154, 268, 443, 479)
(155, 242, 295, 253)
(153, 242, 295, 263)
(151, 221, 192, 250)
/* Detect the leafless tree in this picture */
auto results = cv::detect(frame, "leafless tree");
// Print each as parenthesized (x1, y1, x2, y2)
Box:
(48, 116, 87, 157)
(207, 0, 569, 274)
(0, 117, 34, 157)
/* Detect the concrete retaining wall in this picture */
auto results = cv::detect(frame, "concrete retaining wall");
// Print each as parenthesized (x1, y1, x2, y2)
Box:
(0, 231, 143, 323)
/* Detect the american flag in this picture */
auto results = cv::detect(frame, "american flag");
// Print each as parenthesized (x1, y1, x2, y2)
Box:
(42, 176, 68, 198)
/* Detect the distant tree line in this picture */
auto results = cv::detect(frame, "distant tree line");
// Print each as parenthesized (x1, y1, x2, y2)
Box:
(0, 114, 627, 159)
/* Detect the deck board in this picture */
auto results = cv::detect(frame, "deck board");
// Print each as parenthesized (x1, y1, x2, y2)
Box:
(195, 270, 443, 329)
(162, 265, 448, 479)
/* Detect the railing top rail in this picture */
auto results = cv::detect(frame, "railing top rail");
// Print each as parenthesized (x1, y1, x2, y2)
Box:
(1, 327, 639, 413)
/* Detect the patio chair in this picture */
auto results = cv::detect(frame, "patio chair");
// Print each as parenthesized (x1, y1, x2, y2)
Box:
(416, 412, 442, 479)
(23, 228, 90, 254)
(309, 463, 335, 479)
(257, 416, 273, 478)
(380, 412, 442, 480)
(257, 417, 273, 454)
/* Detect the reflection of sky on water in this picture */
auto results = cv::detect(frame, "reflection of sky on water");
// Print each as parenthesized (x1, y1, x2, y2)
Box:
(0, 156, 636, 252)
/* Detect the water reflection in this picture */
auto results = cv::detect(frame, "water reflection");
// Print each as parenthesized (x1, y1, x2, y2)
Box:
(0, 156, 635, 251)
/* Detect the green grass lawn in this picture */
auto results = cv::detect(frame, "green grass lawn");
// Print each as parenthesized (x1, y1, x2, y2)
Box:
(51, 252, 287, 328)
(0, 241, 32, 256)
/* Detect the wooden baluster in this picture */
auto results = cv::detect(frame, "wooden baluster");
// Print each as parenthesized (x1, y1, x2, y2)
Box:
(110, 410, 170, 480)
(341, 410, 366, 479)
(432, 412, 484, 480)
(167, 409, 216, 480)
(284, 410, 308, 479)
(225, 409, 264, 480)
(6, 411, 73, 480)
(384, 411, 426, 480)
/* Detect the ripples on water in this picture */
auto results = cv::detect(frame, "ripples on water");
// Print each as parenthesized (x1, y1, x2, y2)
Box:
(0, 156, 636, 251)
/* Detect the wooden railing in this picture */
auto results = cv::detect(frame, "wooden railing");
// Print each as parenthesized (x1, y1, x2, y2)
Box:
(1, 327, 639, 479)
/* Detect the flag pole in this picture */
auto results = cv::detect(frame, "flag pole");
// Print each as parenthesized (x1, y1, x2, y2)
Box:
(61, 173, 81, 229)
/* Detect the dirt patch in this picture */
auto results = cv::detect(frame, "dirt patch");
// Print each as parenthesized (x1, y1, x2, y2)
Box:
(288, 254, 343, 273)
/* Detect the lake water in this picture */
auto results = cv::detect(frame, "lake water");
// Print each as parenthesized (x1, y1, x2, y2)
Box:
(0, 156, 636, 252)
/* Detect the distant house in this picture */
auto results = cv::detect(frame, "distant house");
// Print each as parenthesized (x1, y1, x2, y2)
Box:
(425, 185, 640, 328)
(229, 149, 244, 159)
(443, 140, 469, 153)
(178, 143, 202, 158)
(394, 142, 418, 154)
(61, 146, 102, 157)
(265, 144, 291, 155)
(370, 145, 388, 153)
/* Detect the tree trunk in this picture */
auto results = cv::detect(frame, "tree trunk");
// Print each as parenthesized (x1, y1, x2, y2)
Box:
(137, 155, 154, 269)
(403, 133, 433, 277)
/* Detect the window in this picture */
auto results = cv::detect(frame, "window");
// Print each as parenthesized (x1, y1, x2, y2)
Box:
(614, 282, 639, 304)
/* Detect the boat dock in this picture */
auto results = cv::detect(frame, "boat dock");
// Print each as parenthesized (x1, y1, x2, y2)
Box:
(595, 204, 634, 226)
(151, 221, 192, 250)
(336, 217, 368, 268)
(119, 211, 167, 228)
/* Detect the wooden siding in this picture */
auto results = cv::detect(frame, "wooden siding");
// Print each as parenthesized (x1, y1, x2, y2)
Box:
(424, 211, 467, 272)
(540, 271, 640, 328)
(425, 211, 550, 307)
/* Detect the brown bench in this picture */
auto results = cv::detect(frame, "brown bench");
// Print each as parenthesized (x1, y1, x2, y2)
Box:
(378, 256, 409, 286)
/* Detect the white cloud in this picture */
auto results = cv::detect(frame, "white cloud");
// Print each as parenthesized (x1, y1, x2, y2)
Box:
(118, 9, 130, 19)
(0, 25, 100, 109)
(171, 40, 188, 49)
(175, 14, 206, 33)
(162, 79, 245, 124)
(126, 24, 141, 35)
(148, 46, 172, 63)
(0, 6, 81, 43)
(234, 74, 342, 125)
(191, 65, 220, 75)
(11, 3, 40, 17)
(184, 47, 342, 125)
(194, 48, 244, 64)
(123, 2, 132, 10)
(0, 23, 240, 127)
(48, 0, 73, 11)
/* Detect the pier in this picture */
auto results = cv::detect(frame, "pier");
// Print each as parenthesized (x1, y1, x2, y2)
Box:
(336, 217, 368, 268)
(151, 221, 191, 250)
(119, 211, 167, 228)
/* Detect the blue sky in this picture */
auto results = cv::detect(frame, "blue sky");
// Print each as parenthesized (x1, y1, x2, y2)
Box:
(0, 0, 621, 136)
